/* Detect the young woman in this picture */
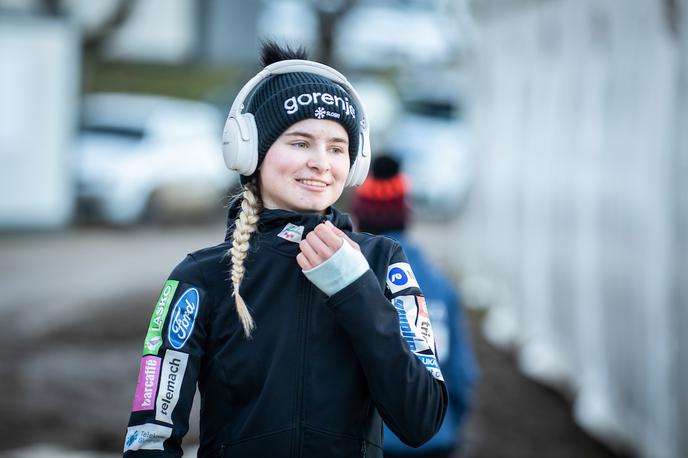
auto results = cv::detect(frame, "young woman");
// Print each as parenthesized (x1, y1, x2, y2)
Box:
(123, 42, 447, 458)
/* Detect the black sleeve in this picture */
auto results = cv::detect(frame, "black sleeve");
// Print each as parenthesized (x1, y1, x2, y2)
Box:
(326, 244, 448, 447)
(123, 254, 211, 457)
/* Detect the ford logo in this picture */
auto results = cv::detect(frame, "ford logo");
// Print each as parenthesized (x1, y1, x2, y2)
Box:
(167, 288, 199, 350)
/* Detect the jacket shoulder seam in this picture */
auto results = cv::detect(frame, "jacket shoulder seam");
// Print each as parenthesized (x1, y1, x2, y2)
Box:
(187, 252, 218, 334)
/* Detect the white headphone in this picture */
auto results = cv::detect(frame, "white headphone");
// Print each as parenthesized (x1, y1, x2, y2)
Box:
(222, 59, 371, 187)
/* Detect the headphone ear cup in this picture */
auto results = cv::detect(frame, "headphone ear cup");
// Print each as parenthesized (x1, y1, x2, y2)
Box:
(222, 113, 259, 176)
(222, 116, 241, 171)
(346, 131, 372, 187)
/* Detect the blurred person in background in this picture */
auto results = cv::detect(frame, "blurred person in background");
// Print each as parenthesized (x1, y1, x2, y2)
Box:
(351, 154, 478, 458)
(123, 42, 447, 457)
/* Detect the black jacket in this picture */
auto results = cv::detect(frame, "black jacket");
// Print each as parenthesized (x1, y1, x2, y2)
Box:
(124, 205, 447, 457)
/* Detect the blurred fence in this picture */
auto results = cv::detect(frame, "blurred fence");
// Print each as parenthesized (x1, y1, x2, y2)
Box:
(454, 0, 688, 457)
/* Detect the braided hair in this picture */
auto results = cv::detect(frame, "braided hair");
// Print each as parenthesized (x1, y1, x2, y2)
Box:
(228, 181, 262, 337)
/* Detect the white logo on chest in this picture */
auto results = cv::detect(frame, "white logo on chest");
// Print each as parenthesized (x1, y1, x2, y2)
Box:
(278, 223, 304, 243)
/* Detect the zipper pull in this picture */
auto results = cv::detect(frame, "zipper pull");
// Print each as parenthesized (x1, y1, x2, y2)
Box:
(360, 439, 367, 457)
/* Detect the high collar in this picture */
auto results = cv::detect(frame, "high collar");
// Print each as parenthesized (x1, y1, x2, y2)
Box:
(224, 197, 353, 242)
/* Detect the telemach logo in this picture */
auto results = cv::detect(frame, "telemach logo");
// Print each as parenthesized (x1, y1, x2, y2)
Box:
(155, 350, 188, 425)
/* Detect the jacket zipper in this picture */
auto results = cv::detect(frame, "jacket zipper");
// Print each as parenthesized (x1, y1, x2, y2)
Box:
(294, 217, 323, 457)
(292, 277, 312, 457)
(360, 439, 367, 457)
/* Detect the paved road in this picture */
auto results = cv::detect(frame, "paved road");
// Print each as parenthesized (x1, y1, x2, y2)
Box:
(0, 223, 226, 338)
(0, 222, 227, 453)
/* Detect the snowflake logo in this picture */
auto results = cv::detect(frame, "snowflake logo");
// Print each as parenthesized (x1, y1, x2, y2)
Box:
(314, 107, 326, 119)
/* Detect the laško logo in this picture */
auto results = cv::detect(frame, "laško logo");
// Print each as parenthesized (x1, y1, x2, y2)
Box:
(143, 280, 178, 356)
(283, 91, 356, 119)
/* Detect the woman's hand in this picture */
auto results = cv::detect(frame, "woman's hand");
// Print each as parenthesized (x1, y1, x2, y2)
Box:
(296, 221, 360, 270)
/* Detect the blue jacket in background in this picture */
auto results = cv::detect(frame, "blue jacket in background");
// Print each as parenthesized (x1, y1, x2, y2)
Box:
(382, 233, 478, 455)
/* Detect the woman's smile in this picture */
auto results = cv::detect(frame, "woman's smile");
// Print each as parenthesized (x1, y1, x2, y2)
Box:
(296, 177, 329, 189)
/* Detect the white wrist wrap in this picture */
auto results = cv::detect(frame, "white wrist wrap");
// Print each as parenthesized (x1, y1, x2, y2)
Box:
(303, 239, 369, 296)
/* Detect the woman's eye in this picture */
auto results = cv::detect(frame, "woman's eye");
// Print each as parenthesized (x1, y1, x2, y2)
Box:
(292, 141, 308, 149)
(330, 146, 345, 154)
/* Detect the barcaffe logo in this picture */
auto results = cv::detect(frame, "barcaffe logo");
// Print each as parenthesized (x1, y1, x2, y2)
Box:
(283, 91, 356, 119)
(143, 280, 179, 356)
(132, 356, 161, 412)
(167, 288, 200, 350)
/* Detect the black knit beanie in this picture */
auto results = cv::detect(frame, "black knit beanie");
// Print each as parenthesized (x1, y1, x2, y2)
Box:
(240, 52, 361, 184)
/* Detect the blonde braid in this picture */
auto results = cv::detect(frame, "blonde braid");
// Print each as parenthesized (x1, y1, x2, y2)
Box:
(229, 182, 262, 337)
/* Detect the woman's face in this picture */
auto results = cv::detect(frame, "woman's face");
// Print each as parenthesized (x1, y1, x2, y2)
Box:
(259, 118, 350, 214)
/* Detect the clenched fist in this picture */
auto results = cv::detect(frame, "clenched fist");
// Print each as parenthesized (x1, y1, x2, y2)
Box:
(296, 221, 361, 270)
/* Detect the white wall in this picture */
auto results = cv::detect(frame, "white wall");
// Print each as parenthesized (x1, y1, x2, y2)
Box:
(0, 17, 79, 228)
(453, 0, 686, 456)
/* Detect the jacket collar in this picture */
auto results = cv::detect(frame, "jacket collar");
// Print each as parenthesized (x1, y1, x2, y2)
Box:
(224, 196, 353, 242)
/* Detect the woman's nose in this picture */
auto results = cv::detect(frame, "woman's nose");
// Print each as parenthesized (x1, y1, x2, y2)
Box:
(307, 148, 330, 172)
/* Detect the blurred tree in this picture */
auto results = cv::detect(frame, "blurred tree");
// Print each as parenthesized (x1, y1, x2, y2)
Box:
(39, 0, 136, 57)
(310, 0, 357, 64)
(665, 0, 679, 36)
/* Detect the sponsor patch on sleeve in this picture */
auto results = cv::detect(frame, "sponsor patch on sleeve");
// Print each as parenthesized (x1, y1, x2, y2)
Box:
(386, 262, 420, 294)
(392, 295, 444, 381)
(167, 288, 200, 350)
(417, 354, 444, 382)
(416, 296, 436, 353)
(155, 350, 189, 425)
(124, 423, 172, 452)
(427, 300, 449, 360)
(143, 280, 179, 356)
(132, 356, 161, 411)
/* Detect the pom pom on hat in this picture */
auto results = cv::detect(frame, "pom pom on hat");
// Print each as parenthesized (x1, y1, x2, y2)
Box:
(371, 154, 400, 179)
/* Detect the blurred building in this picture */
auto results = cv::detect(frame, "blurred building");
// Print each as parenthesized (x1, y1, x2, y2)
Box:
(0, 0, 262, 229)
(0, 14, 79, 228)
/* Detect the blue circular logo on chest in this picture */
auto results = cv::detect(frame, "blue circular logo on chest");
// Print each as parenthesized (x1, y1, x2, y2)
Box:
(388, 267, 408, 286)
